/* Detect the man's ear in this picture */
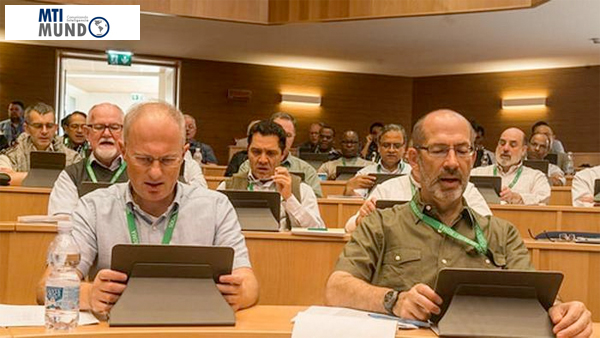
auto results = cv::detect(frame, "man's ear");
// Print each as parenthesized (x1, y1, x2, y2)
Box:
(118, 140, 126, 156)
(406, 147, 419, 168)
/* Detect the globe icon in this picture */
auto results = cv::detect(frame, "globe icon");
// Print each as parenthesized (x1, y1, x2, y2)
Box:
(88, 17, 109, 38)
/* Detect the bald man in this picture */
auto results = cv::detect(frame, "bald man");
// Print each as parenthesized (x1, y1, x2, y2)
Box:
(318, 130, 371, 180)
(471, 128, 550, 205)
(326, 110, 591, 337)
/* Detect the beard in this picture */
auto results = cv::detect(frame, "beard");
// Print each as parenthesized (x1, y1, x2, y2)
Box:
(496, 152, 520, 168)
(94, 138, 119, 162)
(418, 157, 465, 203)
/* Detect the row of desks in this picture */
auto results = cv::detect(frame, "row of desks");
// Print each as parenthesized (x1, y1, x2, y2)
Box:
(2, 223, 600, 321)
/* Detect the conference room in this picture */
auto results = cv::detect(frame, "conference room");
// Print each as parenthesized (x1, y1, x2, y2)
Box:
(1, 0, 600, 337)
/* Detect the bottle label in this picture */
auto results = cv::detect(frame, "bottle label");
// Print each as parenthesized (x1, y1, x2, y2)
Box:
(46, 285, 80, 311)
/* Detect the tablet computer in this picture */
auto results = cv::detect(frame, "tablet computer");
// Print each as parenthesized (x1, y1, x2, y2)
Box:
(524, 160, 549, 175)
(335, 166, 364, 180)
(544, 153, 558, 165)
(219, 190, 281, 231)
(298, 153, 330, 170)
(22, 151, 66, 187)
(469, 176, 502, 204)
(368, 173, 403, 187)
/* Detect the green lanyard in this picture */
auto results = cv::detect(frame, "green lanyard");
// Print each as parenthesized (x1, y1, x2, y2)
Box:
(342, 157, 347, 166)
(248, 182, 255, 191)
(125, 207, 179, 244)
(409, 198, 488, 255)
(85, 158, 127, 184)
(493, 165, 523, 189)
(410, 180, 416, 196)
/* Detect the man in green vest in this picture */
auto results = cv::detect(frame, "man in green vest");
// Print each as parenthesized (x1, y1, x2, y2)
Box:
(218, 120, 324, 230)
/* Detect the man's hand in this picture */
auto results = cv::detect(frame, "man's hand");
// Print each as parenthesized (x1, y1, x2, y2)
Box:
(578, 195, 595, 204)
(88, 269, 128, 315)
(273, 167, 292, 200)
(393, 283, 443, 321)
(355, 197, 378, 226)
(549, 301, 592, 338)
(500, 187, 523, 204)
(549, 174, 564, 186)
(345, 175, 376, 194)
(217, 268, 258, 311)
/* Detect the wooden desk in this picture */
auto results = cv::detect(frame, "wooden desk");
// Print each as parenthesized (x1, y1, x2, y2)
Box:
(0, 328, 11, 338)
(0, 187, 51, 222)
(317, 198, 362, 228)
(202, 165, 227, 177)
(550, 186, 572, 206)
(319, 180, 347, 197)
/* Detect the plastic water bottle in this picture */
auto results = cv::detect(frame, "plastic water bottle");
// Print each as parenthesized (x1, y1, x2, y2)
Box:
(193, 149, 203, 165)
(481, 152, 490, 166)
(565, 152, 575, 175)
(45, 221, 81, 331)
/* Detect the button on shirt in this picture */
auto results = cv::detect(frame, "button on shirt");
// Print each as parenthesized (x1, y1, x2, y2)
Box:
(344, 174, 492, 231)
(353, 161, 412, 198)
(71, 182, 251, 280)
(217, 173, 325, 229)
(335, 191, 533, 291)
(471, 164, 551, 205)
(572, 166, 600, 207)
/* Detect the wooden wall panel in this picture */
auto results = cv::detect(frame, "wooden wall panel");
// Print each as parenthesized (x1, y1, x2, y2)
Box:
(412, 66, 600, 152)
(0, 43, 57, 120)
(179, 60, 413, 163)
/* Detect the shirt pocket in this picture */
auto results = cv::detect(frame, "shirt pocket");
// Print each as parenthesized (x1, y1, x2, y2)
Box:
(487, 250, 507, 269)
(378, 248, 422, 290)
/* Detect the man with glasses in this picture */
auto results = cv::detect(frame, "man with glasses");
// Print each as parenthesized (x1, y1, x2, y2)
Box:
(326, 110, 592, 337)
(527, 133, 566, 186)
(0, 102, 81, 184)
(38, 101, 258, 315)
(318, 130, 371, 180)
(183, 114, 218, 165)
(48, 103, 207, 216)
(345, 124, 412, 197)
(60, 111, 89, 156)
(471, 128, 550, 205)
(0, 101, 25, 150)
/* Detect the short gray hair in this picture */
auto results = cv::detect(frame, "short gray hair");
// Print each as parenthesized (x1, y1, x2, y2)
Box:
(378, 124, 407, 145)
(124, 101, 185, 144)
(411, 109, 475, 147)
(270, 112, 297, 131)
(24, 102, 54, 123)
(87, 103, 124, 124)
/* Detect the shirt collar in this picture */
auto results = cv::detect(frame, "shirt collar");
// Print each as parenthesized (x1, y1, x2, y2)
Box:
(377, 160, 402, 174)
(495, 162, 523, 175)
(411, 190, 473, 228)
(125, 181, 182, 223)
(90, 153, 123, 171)
(247, 172, 276, 189)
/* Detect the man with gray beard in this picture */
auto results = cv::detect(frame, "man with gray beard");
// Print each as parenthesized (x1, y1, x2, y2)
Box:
(326, 110, 591, 338)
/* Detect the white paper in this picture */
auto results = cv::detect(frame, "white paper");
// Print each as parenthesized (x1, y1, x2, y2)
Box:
(292, 312, 396, 338)
(0, 304, 99, 327)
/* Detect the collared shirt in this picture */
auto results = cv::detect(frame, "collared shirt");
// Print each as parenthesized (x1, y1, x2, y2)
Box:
(0, 134, 82, 172)
(548, 163, 566, 186)
(48, 154, 125, 216)
(344, 174, 492, 230)
(217, 172, 325, 229)
(0, 119, 24, 149)
(572, 166, 600, 207)
(71, 182, 251, 280)
(471, 164, 551, 205)
(353, 161, 413, 198)
(336, 191, 533, 291)
(237, 154, 323, 197)
(317, 156, 372, 180)
(189, 139, 218, 164)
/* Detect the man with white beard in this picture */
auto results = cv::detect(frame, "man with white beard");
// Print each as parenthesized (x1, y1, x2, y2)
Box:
(471, 127, 550, 205)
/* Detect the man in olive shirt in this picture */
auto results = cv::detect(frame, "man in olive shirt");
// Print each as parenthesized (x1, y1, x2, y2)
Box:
(325, 109, 591, 338)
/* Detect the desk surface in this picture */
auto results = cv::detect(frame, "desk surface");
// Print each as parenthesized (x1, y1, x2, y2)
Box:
(5, 305, 439, 338)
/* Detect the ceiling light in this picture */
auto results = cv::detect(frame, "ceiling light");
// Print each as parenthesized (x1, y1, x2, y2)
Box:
(281, 93, 321, 106)
(502, 97, 546, 110)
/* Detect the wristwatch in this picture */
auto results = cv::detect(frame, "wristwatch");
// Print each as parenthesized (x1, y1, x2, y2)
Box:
(383, 289, 399, 316)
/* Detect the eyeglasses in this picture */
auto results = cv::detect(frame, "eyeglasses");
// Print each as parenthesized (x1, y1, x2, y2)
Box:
(381, 142, 404, 150)
(68, 123, 86, 131)
(87, 124, 123, 132)
(28, 123, 56, 130)
(130, 155, 182, 168)
(415, 144, 474, 158)
(528, 229, 577, 242)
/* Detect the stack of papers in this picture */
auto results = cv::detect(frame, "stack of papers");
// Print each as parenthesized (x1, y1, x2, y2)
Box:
(291, 228, 346, 238)
(0, 304, 99, 327)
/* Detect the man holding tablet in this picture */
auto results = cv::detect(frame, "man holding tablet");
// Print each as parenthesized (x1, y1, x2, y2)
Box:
(325, 110, 591, 338)
(37, 102, 258, 315)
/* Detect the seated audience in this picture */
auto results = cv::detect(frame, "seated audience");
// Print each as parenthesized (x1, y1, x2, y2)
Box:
(325, 109, 591, 338)
(48, 103, 208, 216)
(37, 101, 258, 315)
(237, 113, 323, 197)
(360, 122, 384, 161)
(532, 121, 566, 154)
(572, 165, 600, 207)
(471, 121, 495, 167)
(184, 114, 218, 164)
(218, 120, 324, 229)
(318, 130, 371, 180)
(527, 133, 566, 186)
(345, 124, 411, 197)
(471, 127, 550, 205)
(60, 111, 89, 156)
(315, 125, 341, 160)
(0, 102, 82, 185)
(225, 120, 260, 177)
(298, 122, 323, 153)
(0, 101, 25, 150)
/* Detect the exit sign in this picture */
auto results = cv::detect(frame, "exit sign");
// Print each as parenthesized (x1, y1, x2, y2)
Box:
(107, 50, 132, 66)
